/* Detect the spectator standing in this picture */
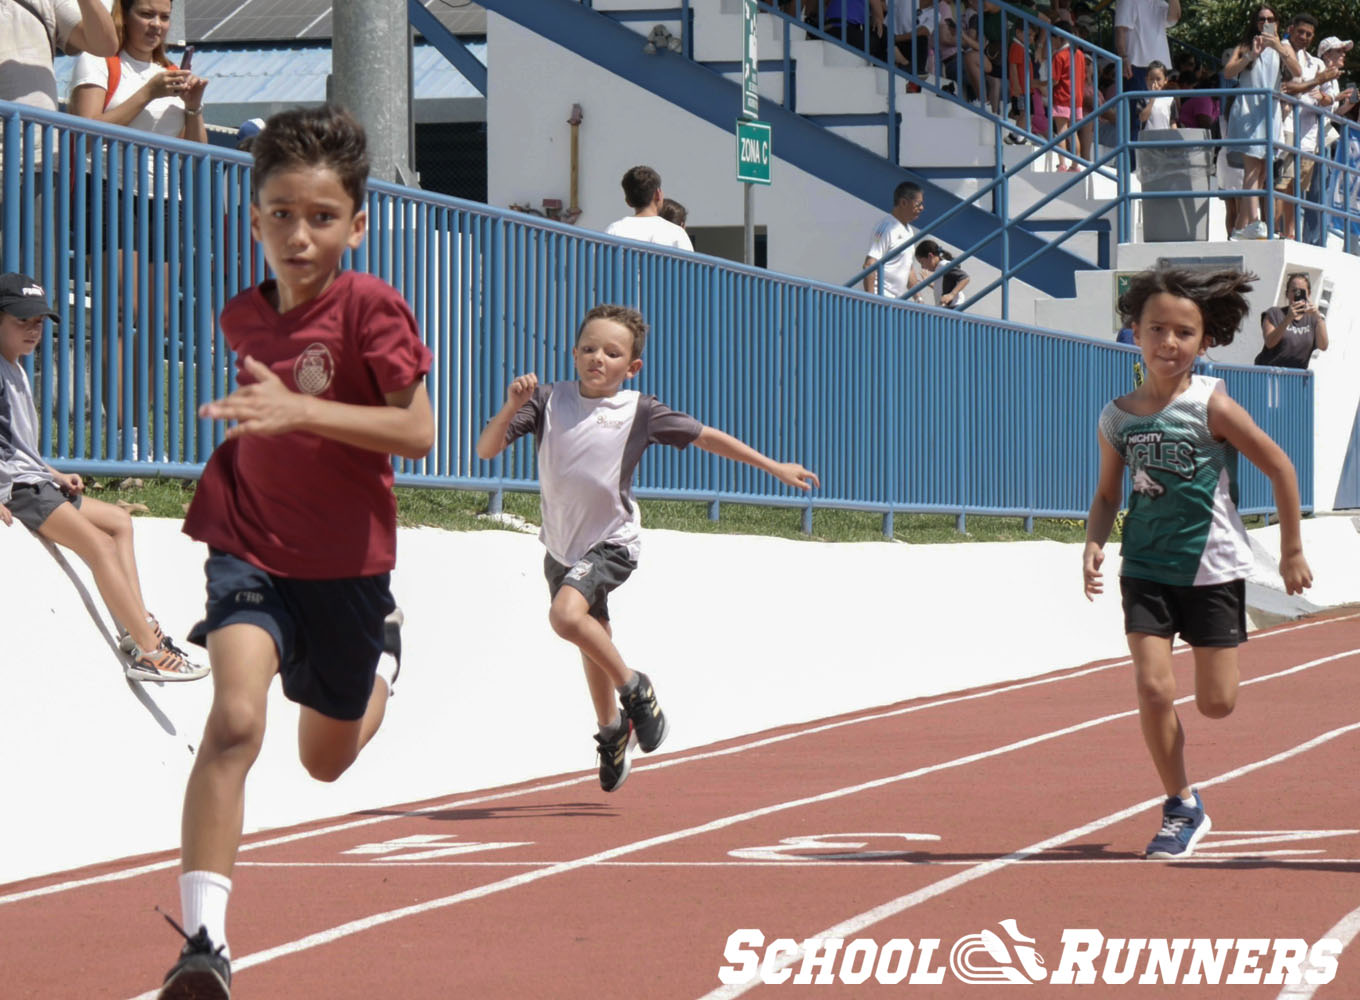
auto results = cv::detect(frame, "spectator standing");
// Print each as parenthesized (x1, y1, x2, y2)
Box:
(862, 180, 924, 297)
(1138, 60, 1176, 131)
(1222, 5, 1300, 240)
(658, 198, 687, 230)
(1275, 14, 1326, 240)
(1114, 0, 1180, 159)
(1256, 271, 1328, 368)
(1049, 29, 1091, 170)
(0, 0, 117, 110)
(604, 165, 693, 251)
(813, 0, 888, 60)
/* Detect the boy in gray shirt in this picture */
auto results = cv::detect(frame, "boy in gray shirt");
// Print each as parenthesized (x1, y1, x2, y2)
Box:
(478, 304, 818, 792)
(0, 272, 204, 681)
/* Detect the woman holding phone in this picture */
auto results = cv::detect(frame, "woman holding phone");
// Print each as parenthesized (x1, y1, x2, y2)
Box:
(1222, 5, 1300, 240)
(67, 0, 206, 459)
(1256, 271, 1329, 368)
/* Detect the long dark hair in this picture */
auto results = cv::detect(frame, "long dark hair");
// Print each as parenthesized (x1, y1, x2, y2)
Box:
(1118, 267, 1257, 348)
(1240, 5, 1276, 47)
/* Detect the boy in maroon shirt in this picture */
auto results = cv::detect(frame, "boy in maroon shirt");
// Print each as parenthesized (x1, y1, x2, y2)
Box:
(156, 105, 434, 1000)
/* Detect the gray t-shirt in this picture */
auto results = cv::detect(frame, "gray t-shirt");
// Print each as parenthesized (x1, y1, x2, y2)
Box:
(1255, 307, 1320, 370)
(0, 354, 56, 504)
(504, 381, 703, 566)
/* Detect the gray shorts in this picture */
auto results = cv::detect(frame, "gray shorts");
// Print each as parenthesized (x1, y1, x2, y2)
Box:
(5, 481, 81, 531)
(544, 543, 637, 621)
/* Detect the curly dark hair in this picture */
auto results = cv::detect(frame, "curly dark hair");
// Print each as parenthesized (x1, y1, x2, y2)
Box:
(576, 304, 649, 360)
(1118, 267, 1257, 348)
(250, 105, 369, 212)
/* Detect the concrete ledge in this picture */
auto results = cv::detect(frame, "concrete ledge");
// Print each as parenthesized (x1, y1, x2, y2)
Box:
(2, 514, 1355, 885)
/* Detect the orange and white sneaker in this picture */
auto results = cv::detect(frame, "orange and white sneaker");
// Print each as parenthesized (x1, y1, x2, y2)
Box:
(125, 642, 209, 683)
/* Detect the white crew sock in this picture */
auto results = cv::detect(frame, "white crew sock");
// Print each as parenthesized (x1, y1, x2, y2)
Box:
(1179, 791, 1198, 810)
(179, 870, 233, 957)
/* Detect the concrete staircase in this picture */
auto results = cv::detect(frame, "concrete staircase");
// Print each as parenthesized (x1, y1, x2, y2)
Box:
(588, 0, 1118, 322)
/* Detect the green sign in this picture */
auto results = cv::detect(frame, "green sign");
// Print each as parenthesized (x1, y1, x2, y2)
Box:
(742, 0, 759, 120)
(736, 119, 772, 184)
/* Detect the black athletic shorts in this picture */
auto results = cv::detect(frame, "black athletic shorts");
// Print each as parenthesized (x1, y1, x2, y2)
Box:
(187, 549, 396, 721)
(544, 543, 636, 622)
(1120, 576, 1247, 648)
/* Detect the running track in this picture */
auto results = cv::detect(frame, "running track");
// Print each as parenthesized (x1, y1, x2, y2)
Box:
(4, 611, 1359, 998)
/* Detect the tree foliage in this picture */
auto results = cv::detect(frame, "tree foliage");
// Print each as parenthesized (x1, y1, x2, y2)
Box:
(1167, 0, 1360, 80)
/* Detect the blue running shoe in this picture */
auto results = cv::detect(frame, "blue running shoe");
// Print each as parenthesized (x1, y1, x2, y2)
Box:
(1145, 791, 1211, 859)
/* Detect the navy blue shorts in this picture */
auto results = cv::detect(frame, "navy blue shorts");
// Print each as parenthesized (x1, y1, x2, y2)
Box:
(188, 549, 396, 721)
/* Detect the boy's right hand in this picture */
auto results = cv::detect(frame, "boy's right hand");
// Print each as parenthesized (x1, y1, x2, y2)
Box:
(1082, 542, 1104, 600)
(507, 373, 538, 408)
(0, 503, 10, 526)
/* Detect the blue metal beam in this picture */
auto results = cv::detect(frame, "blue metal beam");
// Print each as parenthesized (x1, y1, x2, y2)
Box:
(408, 0, 487, 96)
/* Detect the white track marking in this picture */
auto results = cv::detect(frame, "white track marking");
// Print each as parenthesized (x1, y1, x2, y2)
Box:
(117, 653, 1360, 1000)
(8, 614, 1351, 906)
(1275, 903, 1360, 999)
(702, 721, 1360, 1000)
(228, 856, 1360, 869)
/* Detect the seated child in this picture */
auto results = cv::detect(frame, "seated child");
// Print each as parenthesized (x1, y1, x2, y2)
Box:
(0, 272, 205, 682)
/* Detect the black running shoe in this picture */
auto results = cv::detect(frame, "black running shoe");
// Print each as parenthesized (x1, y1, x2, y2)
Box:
(382, 607, 404, 691)
(594, 720, 634, 793)
(158, 915, 231, 1000)
(619, 670, 668, 753)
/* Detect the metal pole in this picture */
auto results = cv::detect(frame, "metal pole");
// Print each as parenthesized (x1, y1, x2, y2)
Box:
(332, 0, 414, 185)
(743, 181, 754, 266)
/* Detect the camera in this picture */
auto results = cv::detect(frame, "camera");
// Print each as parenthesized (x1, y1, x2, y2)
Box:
(1291, 288, 1308, 302)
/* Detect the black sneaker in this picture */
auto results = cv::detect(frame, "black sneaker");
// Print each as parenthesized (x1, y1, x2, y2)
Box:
(594, 720, 634, 793)
(619, 671, 668, 753)
(158, 917, 231, 1000)
(382, 607, 404, 691)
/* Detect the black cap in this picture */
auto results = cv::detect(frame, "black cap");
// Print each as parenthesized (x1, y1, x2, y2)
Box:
(0, 273, 59, 321)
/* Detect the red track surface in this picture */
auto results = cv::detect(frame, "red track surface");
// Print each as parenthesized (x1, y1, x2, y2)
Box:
(5, 611, 1359, 998)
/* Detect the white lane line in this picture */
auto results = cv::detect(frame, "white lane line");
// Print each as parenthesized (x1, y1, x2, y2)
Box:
(701, 720, 1360, 1000)
(231, 856, 1360, 869)
(1276, 903, 1360, 999)
(121, 651, 1360, 1000)
(6, 614, 1351, 906)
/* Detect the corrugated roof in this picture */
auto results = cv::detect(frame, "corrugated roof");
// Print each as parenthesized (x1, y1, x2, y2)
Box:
(54, 42, 486, 105)
(185, 0, 485, 44)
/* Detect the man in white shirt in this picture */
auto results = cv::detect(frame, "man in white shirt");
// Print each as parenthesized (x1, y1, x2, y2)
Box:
(1278, 14, 1327, 240)
(862, 180, 924, 298)
(603, 165, 694, 251)
(0, 0, 117, 110)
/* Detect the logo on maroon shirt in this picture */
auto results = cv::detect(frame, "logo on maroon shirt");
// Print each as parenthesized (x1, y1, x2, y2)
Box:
(293, 343, 335, 396)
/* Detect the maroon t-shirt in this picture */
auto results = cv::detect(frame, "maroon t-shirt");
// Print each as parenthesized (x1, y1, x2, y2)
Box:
(184, 271, 432, 579)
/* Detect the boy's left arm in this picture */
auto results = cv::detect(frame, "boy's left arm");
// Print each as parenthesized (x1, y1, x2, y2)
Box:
(1209, 390, 1312, 594)
(693, 426, 820, 491)
(200, 356, 435, 460)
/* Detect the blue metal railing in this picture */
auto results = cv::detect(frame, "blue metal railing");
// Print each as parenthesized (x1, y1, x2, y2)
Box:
(1, 100, 1314, 532)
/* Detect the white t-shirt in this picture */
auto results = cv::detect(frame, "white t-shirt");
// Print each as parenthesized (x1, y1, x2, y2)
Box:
(69, 49, 186, 189)
(603, 214, 694, 251)
(0, 0, 82, 111)
(1114, 0, 1176, 68)
(1146, 95, 1175, 130)
(1290, 48, 1325, 151)
(865, 215, 915, 298)
(503, 381, 703, 566)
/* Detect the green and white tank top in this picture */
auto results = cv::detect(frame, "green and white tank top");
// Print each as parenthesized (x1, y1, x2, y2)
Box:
(1099, 375, 1252, 587)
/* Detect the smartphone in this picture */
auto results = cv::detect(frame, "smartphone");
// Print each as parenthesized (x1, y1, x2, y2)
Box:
(180, 45, 194, 71)
(1261, 22, 1277, 38)
(1292, 288, 1308, 303)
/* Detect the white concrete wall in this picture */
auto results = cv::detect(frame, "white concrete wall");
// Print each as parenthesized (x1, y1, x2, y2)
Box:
(4, 512, 1357, 886)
